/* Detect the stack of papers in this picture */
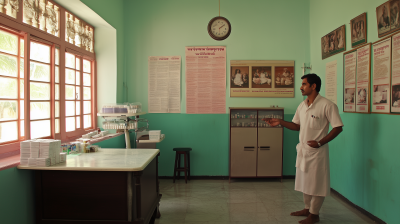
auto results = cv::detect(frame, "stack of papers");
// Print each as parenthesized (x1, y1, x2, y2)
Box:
(39, 140, 58, 166)
(36, 158, 50, 167)
(20, 140, 32, 166)
(30, 141, 40, 158)
(28, 158, 37, 166)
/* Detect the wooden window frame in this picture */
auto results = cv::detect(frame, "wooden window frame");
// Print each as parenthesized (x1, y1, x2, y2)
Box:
(0, 0, 97, 153)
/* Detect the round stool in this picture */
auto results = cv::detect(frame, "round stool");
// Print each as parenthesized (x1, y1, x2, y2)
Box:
(173, 147, 192, 183)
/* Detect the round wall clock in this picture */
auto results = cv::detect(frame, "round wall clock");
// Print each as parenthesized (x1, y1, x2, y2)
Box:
(207, 16, 231, 41)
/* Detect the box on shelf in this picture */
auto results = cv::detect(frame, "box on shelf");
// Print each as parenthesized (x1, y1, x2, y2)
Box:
(149, 130, 161, 140)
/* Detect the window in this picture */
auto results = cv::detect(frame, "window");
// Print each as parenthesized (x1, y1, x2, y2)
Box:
(0, 0, 19, 19)
(29, 41, 52, 139)
(0, 29, 23, 144)
(22, 0, 60, 37)
(0, 1, 97, 148)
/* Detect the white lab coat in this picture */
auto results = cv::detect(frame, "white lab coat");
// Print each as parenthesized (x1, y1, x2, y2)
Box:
(292, 94, 343, 197)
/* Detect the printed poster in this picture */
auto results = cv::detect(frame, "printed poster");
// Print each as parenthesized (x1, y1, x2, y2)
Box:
(185, 46, 226, 114)
(356, 44, 371, 113)
(325, 60, 337, 104)
(392, 33, 400, 112)
(148, 56, 181, 113)
(343, 51, 357, 112)
(372, 38, 391, 113)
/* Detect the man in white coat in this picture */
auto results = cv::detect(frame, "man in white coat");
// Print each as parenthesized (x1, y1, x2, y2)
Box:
(262, 74, 343, 224)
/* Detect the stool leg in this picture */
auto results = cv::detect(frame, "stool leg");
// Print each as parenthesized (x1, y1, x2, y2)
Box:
(173, 152, 178, 183)
(187, 152, 190, 181)
(184, 152, 188, 184)
(177, 153, 181, 180)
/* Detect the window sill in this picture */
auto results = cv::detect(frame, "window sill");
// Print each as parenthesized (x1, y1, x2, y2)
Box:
(0, 154, 20, 171)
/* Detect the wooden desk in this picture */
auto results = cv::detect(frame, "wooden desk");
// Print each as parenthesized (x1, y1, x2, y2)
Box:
(18, 149, 161, 224)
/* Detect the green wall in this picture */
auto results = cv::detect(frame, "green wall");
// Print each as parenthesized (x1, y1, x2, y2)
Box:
(0, 168, 35, 224)
(309, 0, 399, 223)
(81, 0, 126, 103)
(123, 0, 311, 176)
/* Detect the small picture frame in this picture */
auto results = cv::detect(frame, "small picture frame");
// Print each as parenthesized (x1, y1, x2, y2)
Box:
(321, 25, 346, 60)
(350, 13, 367, 48)
(377, 1, 392, 37)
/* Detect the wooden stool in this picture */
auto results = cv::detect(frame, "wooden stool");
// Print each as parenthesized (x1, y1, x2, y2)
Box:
(173, 148, 191, 183)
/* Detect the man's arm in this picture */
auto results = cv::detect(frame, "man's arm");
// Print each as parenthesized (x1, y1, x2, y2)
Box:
(262, 118, 300, 131)
(307, 126, 343, 148)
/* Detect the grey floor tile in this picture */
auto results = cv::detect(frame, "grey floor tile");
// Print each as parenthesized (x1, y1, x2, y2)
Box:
(156, 179, 376, 224)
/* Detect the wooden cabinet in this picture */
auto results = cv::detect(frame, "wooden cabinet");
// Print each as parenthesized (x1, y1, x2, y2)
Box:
(229, 107, 284, 180)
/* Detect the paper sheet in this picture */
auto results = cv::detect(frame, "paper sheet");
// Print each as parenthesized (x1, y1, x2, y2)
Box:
(185, 46, 226, 114)
(344, 52, 357, 112)
(356, 44, 371, 113)
(372, 38, 391, 113)
(325, 60, 337, 105)
(392, 33, 400, 112)
(148, 56, 181, 113)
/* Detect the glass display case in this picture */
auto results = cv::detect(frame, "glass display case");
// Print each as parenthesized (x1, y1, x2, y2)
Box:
(230, 108, 284, 128)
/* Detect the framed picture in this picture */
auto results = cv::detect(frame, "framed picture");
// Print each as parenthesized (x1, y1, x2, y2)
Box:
(251, 66, 272, 88)
(377, 1, 393, 37)
(230, 60, 294, 98)
(274, 67, 294, 88)
(230, 66, 250, 88)
(321, 25, 346, 60)
(390, 0, 400, 30)
(350, 13, 367, 48)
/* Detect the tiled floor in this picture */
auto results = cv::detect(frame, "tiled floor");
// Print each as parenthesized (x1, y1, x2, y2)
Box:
(155, 179, 375, 224)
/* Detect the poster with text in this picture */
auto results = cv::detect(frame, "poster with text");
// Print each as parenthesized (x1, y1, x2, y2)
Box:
(230, 60, 294, 98)
(391, 33, 400, 112)
(185, 46, 226, 114)
(356, 44, 371, 113)
(372, 38, 391, 113)
(325, 60, 337, 104)
(148, 56, 181, 113)
(343, 51, 357, 112)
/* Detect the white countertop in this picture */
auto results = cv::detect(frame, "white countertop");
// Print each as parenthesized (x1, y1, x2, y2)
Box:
(17, 148, 160, 172)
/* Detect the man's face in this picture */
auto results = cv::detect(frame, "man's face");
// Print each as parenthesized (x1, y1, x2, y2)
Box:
(300, 78, 315, 96)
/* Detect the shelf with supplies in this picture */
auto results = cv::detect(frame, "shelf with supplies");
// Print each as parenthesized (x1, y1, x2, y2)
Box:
(230, 108, 284, 128)
(97, 103, 149, 149)
(229, 107, 284, 181)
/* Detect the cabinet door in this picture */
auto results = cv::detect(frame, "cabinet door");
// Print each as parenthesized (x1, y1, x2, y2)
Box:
(257, 128, 283, 177)
(230, 128, 257, 177)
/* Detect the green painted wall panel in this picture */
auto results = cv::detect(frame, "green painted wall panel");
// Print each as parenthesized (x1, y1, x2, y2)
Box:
(310, 0, 399, 223)
(0, 168, 35, 224)
(139, 113, 298, 176)
(81, 0, 126, 103)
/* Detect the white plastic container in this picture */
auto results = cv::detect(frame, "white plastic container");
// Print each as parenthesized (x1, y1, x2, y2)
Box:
(149, 130, 161, 140)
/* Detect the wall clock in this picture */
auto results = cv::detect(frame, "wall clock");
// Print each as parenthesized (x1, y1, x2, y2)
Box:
(207, 16, 231, 41)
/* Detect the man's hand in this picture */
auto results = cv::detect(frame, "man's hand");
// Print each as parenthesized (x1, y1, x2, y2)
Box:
(307, 140, 319, 148)
(261, 118, 281, 127)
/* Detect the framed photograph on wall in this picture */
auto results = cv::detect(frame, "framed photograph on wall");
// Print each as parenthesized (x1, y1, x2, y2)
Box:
(351, 13, 367, 48)
(230, 60, 294, 98)
(252, 67, 272, 88)
(390, 0, 400, 30)
(231, 66, 250, 89)
(321, 25, 346, 59)
(377, 1, 392, 37)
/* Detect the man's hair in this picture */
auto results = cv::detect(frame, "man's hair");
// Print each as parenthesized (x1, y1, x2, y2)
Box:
(301, 73, 321, 92)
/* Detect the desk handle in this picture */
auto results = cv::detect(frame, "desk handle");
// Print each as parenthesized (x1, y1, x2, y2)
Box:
(259, 146, 270, 150)
(244, 146, 255, 151)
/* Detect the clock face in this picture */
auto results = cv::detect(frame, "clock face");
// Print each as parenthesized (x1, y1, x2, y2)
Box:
(207, 16, 231, 40)
(211, 19, 229, 37)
